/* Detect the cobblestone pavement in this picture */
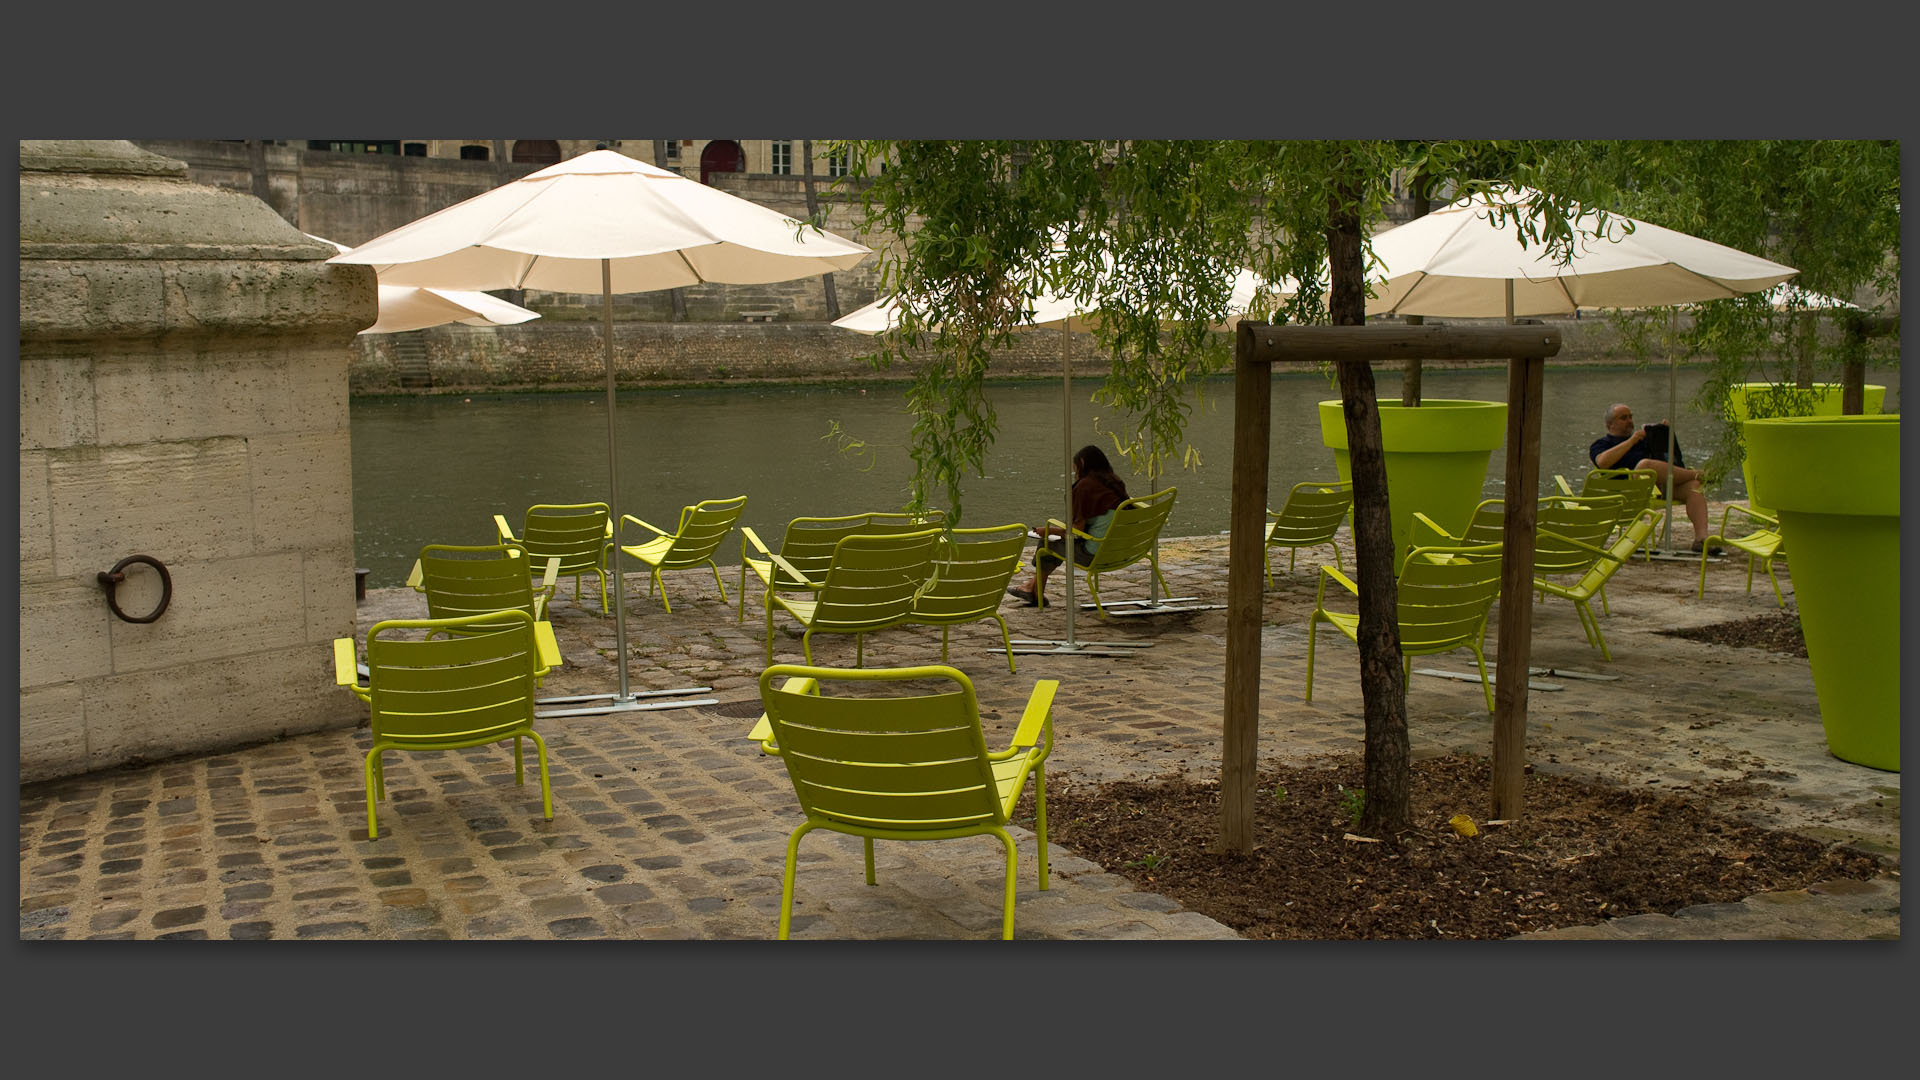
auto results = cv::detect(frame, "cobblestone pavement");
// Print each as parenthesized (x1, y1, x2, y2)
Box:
(18, 520, 1899, 940)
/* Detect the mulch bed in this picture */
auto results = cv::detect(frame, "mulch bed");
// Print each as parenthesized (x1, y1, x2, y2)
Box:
(1028, 753, 1881, 939)
(1658, 609, 1807, 657)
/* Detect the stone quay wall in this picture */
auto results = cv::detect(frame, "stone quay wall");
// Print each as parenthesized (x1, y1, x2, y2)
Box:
(348, 317, 1643, 394)
(19, 140, 375, 782)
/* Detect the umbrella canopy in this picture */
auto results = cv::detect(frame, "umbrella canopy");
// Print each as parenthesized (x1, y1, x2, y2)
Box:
(310, 235, 542, 334)
(1364, 186, 1798, 318)
(331, 150, 872, 292)
(330, 150, 871, 713)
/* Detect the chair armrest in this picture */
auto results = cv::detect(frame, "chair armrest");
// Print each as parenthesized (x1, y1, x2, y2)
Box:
(740, 525, 772, 558)
(333, 637, 360, 687)
(1722, 503, 1778, 531)
(1407, 511, 1457, 550)
(1314, 563, 1358, 609)
(404, 559, 424, 591)
(621, 514, 670, 544)
(1010, 679, 1058, 752)
(748, 677, 818, 753)
(494, 514, 517, 544)
(1536, 528, 1617, 565)
(538, 555, 560, 592)
(1552, 474, 1574, 496)
(765, 550, 816, 588)
(533, 621, 563, 675)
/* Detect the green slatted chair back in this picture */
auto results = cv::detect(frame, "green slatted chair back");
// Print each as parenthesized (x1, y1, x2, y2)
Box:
(751, 663, 1058, 939)
(616, 495, 747, 612)
(651, 496, 748, 570)
(775, 510, 947, 588)
(908, 522, 1030, 672)
(1577, 468, 1660, 545)
(766, 528, 942, 665)
(1265, 480, 1353, 581)
(415, 544, 549, 627)
(1395, 544, 1507, 657)
(1534, 495, 1624, 579)
(359, 610, 552, 840)
(498, 502, 611, 613)
(1080, 487, 1178, 617)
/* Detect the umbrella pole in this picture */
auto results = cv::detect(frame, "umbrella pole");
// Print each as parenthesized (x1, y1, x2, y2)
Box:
(603, 260, 632, 699)
(534, 261, 717, 718)
(1009, 317, 1147, 657)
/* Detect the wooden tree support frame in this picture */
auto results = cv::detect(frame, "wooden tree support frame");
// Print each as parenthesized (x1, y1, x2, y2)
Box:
(1220, 322, 1562, 853)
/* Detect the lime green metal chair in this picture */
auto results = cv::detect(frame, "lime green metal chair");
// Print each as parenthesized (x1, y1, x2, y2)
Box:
(907, 522, 1030, 673)
(332, 610, 555, 841)
(614, 495, 747, 613)
(494, 502, 614, 614)
(1306, 542, 1506, 713)
(407, 543, 560, 625)
(1556, 468, 1663, 563)
(764, 527, 943, 665)
(1407, 497, 1506, 557)
(1696, 503, 1787, 608)
(739, 509, 945, 623)
(749, 663, 1058, 940)
(1044, 486, 1177, 618)
(1264, 480, 1353, 585)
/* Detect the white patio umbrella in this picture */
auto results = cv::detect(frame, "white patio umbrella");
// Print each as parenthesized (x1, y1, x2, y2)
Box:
(834, 266, 1271, 654)
(331, 150, 872, 716)
(310, 236, 542, 334)
(1360, 185, 1798, 555)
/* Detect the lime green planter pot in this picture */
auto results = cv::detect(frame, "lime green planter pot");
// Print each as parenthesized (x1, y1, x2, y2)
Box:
(1727, 383, 1885, 515)
(1318, 399, 1507, 557)
(1744, 414, 1900, 772)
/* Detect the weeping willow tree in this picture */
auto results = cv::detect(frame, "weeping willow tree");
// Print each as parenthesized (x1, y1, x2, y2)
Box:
(1520, 140, 1901, 479)
(828, 139, 1878, 843)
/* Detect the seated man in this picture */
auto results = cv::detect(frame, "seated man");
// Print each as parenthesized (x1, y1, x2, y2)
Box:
(1589, 402, 1718, 554)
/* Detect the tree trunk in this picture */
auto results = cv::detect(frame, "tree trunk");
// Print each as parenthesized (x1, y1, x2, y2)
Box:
(1401, 173, 1430, 407)
(801, 139, 842, 320)
(1329, 175, 1410, 838)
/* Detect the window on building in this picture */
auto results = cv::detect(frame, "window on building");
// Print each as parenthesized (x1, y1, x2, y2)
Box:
(308, 140, 400, 155)
(770, 140, 792, 175)
(827, 148, 849, 178)
(665, 140, 681, 161)
(403, 142, 428, 157)
(460, 144, 490, 161)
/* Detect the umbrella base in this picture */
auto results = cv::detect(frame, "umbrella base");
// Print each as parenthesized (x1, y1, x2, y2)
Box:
(1080, 596, 1226, 617)
(1008, 638, 1150, 657)
(536, 686, 717, 718)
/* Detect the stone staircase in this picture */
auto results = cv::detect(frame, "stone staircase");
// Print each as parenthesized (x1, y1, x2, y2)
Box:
(391, 332, 431, 388)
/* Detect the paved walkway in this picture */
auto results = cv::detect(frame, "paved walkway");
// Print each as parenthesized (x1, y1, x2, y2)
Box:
(18, 525, 1899, 940)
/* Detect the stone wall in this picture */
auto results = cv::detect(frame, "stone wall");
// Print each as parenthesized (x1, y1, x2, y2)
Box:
(19, 140, 376, 782)
(345, 317, 1641, 394)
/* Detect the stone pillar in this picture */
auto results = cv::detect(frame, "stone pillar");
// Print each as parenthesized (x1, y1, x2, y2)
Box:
(19, 140, 378, 782)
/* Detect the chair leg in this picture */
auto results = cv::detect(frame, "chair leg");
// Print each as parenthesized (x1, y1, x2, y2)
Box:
(525, 730, 553, 821)
(654, 568, 671, 613)
(1473, 647, 1494, 714)
(1582, 601, 1612, 662)
(994, 827, 1018, 941)
(1151, 556, 1172, 597)
(1765, 558, 1785, 608)
(940, 626, 950, 663)
(995, 615, 1016, 674)
(764, 604, 776, 665)
(778, 822, 818, 940)
(853, 632, 863, 668)
(363, 748, 383, 841)
(863, 837, 876, 886)
(1033, 765, 1049, 890)
(1304, 617, 1319, 703)
(803, 630, 816, 666)
(513, 735, 525, 786)
(1264, 548, 1274, 589)
(709, 561, 729, 604)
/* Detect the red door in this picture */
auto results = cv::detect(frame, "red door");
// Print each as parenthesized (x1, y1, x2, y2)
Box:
(699, 140, 745, 185)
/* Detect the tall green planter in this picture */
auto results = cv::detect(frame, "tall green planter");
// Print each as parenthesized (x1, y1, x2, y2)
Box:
(1318, 399, 1507, 558)
(1727, 383, 1885, 515)
(1743, 414, 1899, 772)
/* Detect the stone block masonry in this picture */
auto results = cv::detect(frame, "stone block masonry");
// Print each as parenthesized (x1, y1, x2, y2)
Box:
(19, 140, 377, 782)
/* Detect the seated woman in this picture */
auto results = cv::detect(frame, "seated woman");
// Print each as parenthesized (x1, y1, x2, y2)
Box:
(1007, 444, 1129, 606)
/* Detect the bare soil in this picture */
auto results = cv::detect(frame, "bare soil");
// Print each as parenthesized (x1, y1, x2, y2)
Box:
(1031, 753, 1881, 939)
(1026, 610, 1875, 940)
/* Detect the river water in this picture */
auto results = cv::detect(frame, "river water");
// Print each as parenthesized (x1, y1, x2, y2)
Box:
(350, 365, 1899, 586)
